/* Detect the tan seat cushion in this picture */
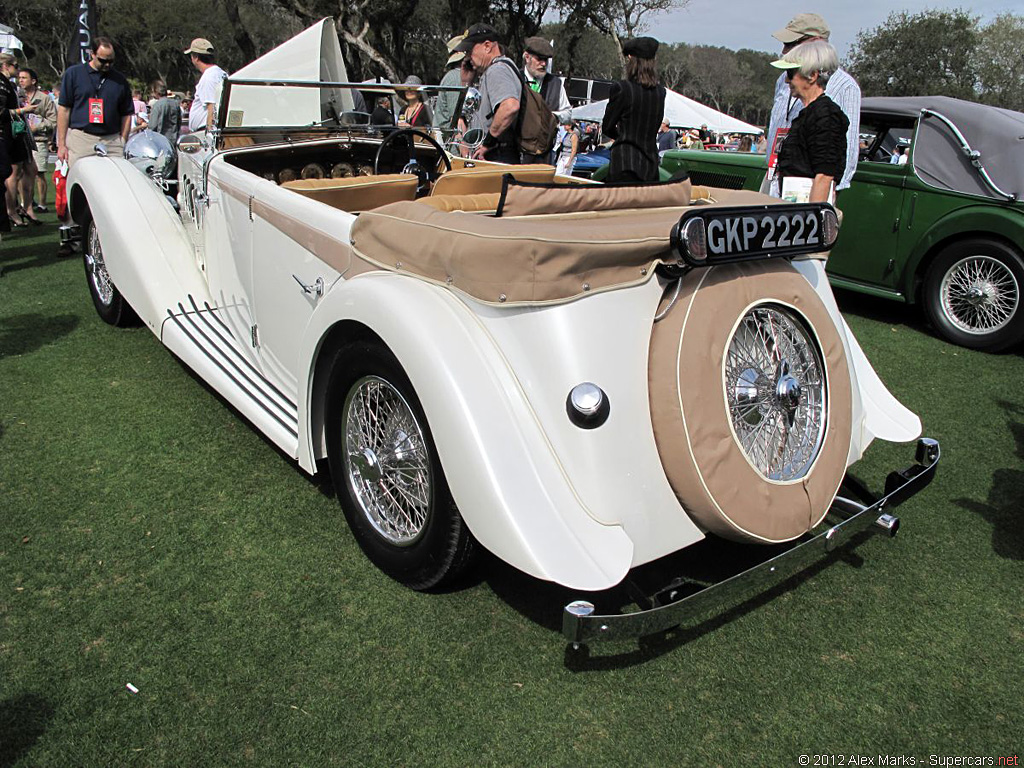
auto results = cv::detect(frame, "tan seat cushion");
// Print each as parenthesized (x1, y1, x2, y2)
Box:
(497, 175, 694, 217)
(282, 173, 418, 212)
(430, 164, 557, 197)
(416, 193, 501, 213)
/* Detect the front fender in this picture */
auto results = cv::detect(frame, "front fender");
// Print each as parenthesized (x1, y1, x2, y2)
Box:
(297, 272, 634, 592)
(68, 156, 211, 333)
(900, 203, 1024, 301)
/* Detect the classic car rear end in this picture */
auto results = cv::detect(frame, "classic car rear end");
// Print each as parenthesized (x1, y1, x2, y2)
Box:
(62, 20, 939, 648)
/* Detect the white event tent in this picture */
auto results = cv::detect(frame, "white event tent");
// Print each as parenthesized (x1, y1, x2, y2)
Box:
(0, 23, 24, 53)
(571, 88, 762, 135)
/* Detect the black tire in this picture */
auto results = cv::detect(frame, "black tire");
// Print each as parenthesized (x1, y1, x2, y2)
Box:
(325, 340, 475, 590)
(923, 238, 1024, 352)
(82, 217, 138, 327)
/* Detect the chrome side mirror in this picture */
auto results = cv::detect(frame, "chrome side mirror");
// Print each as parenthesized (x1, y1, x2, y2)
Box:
(461, 128, 484, 147)
(93, 142, 109, 157)
(177, 134, 204, 154)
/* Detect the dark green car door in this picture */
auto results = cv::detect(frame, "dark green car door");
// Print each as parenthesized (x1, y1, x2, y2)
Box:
(829, 161, 908, 294)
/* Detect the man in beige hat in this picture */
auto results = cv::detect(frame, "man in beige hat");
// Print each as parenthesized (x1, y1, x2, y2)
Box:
(184, 37, 226, 133)
(433, 34, 470, 138)
(763, 13, 860, 197)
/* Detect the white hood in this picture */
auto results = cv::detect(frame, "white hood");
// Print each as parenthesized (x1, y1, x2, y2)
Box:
(223, 18, 354, 129)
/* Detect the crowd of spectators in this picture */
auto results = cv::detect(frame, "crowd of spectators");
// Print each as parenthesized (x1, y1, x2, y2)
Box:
(0, 9, 865, 246)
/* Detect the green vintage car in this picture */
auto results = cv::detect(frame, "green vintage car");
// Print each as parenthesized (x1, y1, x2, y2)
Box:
(661, 96, 1024, 351)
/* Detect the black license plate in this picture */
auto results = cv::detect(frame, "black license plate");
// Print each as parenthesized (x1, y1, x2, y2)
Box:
(706, 208, 823, 257)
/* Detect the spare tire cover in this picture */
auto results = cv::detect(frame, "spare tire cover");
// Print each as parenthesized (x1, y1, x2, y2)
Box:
(649, 260, 852, 543)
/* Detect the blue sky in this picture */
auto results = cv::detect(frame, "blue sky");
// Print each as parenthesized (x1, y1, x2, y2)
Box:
(652, 0, 1014, 57)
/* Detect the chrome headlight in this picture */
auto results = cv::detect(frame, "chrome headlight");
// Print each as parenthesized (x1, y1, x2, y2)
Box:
(125, 129, 176, 180)
(461, 87, 481, 121)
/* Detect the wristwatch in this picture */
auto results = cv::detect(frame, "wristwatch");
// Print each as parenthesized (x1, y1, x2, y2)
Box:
(482, 131, 499, 149)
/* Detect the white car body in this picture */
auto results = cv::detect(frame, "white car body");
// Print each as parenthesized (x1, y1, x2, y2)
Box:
(67, 20, 924, 598)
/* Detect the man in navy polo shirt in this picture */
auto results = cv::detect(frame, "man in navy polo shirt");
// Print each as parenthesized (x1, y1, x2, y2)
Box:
(56, 36, 134, 168)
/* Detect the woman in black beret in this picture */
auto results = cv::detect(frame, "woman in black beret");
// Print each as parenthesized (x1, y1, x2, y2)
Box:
(602, 37, 666, 183)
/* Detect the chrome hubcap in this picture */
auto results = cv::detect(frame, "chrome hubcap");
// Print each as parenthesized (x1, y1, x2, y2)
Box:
(725, 304, 827, 481)
(941, 255, 1018, 334)
(85, 223, 114, 306)
(342, 376, 431, 546)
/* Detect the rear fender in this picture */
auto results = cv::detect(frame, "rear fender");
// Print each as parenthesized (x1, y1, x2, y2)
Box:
(296, 273, 634, 591)
(68, 156, 212, 333)
(900, 204, 1024, 301)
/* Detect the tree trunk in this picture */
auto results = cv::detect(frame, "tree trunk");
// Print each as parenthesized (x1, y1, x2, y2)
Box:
(338, 20, 399, 83)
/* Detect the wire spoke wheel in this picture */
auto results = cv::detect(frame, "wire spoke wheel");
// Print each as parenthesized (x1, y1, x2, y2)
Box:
(342, 375, 432, 546)
(85, 222, 114, 307)
(724, 304, 827, 482)
(940, 255, 1019, 335)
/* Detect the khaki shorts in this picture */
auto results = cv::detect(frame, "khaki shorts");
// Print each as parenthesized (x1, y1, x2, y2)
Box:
(67, 128, 123, 168)
(33, 139, 50, 172)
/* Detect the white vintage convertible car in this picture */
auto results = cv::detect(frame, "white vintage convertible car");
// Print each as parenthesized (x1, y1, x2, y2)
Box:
(65, 21, 938, 647)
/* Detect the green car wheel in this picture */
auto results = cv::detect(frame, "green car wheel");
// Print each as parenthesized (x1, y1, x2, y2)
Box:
(923, 238, 1024, 352)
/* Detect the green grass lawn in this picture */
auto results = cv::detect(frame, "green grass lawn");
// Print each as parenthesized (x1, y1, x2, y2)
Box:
(1, 213, 1021, 766)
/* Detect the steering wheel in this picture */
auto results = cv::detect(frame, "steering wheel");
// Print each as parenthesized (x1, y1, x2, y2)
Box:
(373, 128, 453, 196)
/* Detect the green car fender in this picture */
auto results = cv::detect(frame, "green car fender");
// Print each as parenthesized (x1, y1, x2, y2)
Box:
(899, 203, 1024, 302)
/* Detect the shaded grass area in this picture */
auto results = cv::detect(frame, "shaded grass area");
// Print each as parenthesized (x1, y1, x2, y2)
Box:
(1, 216, 1021, 765)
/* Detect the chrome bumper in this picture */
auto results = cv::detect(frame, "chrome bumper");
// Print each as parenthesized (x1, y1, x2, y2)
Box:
(59, 224, 82, 246)
(562, 437, 940, 647)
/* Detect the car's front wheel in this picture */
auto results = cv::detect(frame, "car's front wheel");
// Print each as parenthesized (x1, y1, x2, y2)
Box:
(83, 218, 137, 327)
(325, 340, 475, 590)
(923, 238, 1024, 352)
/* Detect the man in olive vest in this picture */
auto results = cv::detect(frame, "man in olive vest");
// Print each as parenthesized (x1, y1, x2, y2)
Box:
(521, 36, 569, 163)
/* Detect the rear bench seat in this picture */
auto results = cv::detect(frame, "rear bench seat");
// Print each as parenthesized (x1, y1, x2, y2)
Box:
(282, 173, 418, 212)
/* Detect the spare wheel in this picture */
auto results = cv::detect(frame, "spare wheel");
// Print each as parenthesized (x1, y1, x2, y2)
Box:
(649, 260, 852, 543)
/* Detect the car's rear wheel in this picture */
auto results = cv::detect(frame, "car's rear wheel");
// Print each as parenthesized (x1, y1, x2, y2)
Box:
(325, 340, 475, 589)
(923, 238, 1024, 352)
(83, 218, 137, 327)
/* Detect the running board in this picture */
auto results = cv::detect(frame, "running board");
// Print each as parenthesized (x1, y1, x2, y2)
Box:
(160, 297, 300, 457)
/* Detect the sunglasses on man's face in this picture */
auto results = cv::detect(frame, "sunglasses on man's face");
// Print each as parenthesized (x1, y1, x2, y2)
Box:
(96, 56, 115, 65)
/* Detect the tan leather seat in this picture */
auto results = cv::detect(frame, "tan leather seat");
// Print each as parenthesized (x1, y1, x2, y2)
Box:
(416, 193, 501, 213)
(282, 174, 418, 212)
(430, 164, 557, 197)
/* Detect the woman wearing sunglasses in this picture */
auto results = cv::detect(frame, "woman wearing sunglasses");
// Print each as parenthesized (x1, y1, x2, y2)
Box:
(770, 40, 849, 204)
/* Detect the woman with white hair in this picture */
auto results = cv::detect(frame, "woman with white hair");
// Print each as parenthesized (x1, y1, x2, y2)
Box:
(770, 39, 849, 203)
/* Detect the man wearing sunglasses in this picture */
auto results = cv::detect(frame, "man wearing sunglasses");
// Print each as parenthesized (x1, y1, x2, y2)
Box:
(762, 13, 860, 198)
(56, 36, 134, 168)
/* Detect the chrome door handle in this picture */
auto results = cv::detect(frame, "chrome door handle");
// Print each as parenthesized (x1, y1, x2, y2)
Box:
(293, 274, 324, 297)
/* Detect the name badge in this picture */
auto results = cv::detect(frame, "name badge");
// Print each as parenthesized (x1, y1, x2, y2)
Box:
(88, 98, 105, 124)
(768, 127, 789, 171)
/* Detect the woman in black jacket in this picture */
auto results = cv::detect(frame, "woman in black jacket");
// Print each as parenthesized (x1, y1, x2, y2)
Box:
(771, 39, 849, 204)
(602, 37, 665, 183)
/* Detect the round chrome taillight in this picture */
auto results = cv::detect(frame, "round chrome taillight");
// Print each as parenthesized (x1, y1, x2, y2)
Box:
(671, 216, 707, 265)
(822, 208, 840, 250)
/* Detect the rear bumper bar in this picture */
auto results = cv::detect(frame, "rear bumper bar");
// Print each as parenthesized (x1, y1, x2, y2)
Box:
(562, 437, 940, 647)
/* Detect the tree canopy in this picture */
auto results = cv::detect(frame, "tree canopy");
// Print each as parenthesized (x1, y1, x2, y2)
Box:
(6, 2, 1021, 127)
(847, 8, 1024, 109)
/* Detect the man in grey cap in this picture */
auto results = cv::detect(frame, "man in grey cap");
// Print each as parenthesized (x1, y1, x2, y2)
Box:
(184, 37, 227, 133)
(763, 13, 860, 197)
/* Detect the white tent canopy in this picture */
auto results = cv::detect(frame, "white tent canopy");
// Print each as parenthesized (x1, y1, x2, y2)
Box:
(571, 88, 762, 135)
(0, 22, 24, 53)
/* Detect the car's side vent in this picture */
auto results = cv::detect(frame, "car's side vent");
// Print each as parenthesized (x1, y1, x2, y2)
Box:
(687, 171, 748, 190)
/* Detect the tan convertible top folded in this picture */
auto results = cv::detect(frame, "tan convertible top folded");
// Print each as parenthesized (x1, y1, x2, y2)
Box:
(349, 189, 779, 306)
